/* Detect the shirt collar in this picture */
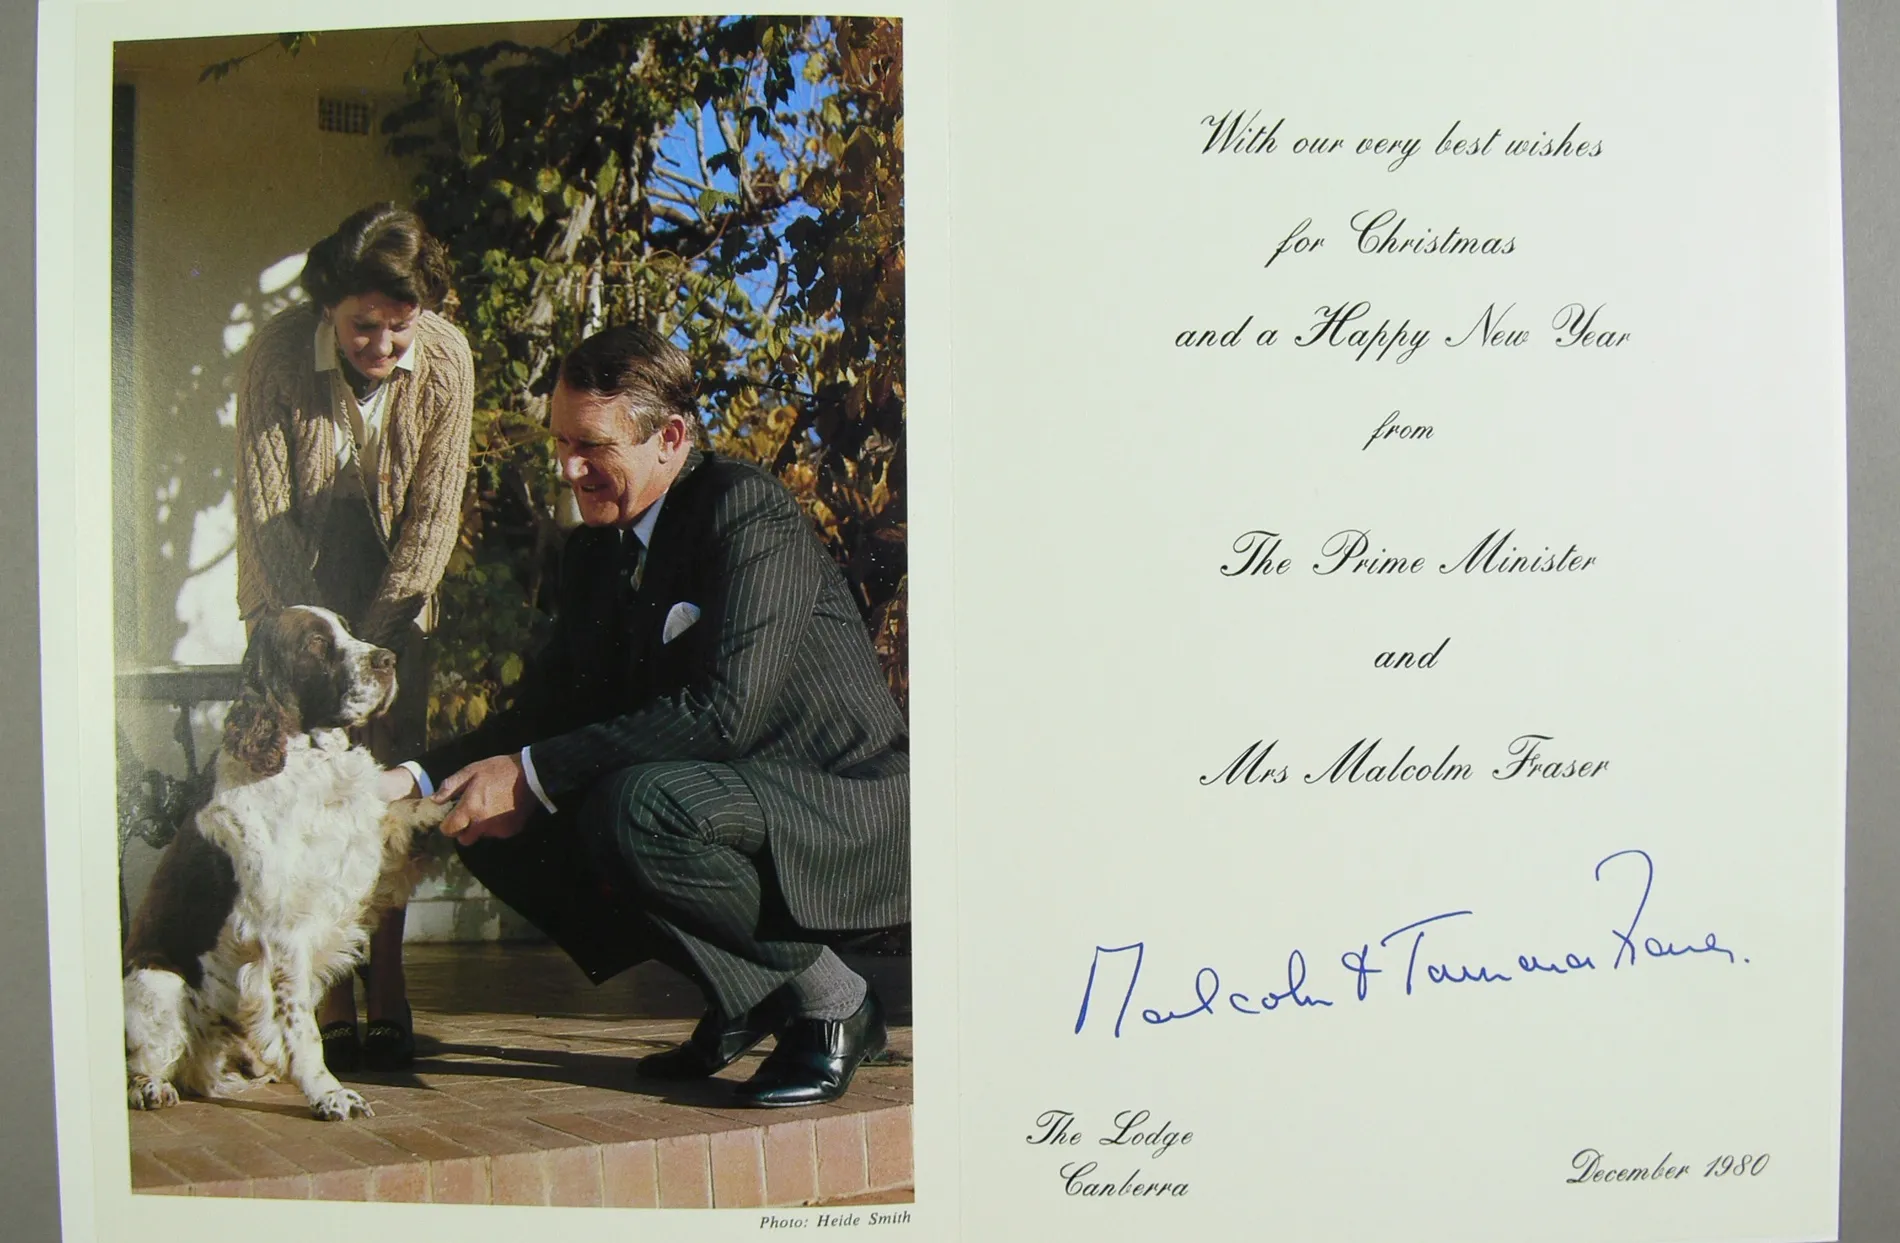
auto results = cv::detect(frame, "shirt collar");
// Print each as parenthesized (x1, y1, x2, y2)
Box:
(313, 315, 418, 375)
(627, 491, 667, 548)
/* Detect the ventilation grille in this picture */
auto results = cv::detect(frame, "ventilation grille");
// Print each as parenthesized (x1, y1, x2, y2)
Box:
(317, 96, 372, 136)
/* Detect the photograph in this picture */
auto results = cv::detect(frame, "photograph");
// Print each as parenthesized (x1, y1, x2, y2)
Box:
(108, 14, 913, 1208)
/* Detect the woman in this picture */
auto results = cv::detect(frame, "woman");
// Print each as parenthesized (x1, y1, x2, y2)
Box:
(234, 203, 474, 1071)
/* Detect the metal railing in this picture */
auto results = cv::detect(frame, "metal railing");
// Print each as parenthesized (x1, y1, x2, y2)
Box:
(114, 665, 240, 928)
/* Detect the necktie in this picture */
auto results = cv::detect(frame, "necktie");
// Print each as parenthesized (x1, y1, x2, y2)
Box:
(622, 528, 647, 594)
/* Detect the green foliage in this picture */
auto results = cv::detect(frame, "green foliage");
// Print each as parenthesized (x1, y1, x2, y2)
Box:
(381, 17, 908, 739)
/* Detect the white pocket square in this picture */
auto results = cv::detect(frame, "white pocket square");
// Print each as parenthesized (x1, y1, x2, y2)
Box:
(662, 601, 702, 644)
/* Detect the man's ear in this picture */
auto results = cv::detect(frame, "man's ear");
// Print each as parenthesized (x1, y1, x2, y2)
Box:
(659, 413, 691, 457)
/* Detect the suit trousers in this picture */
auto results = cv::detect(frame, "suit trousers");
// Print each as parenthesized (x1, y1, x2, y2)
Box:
(456, 761, 824, 1017)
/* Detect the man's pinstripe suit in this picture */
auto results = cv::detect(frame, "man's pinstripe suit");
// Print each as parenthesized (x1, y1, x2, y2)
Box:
(416, 447, 909, 1015)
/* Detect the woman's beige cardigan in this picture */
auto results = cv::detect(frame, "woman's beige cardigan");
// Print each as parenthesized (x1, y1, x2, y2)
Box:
(234, 302, 475, 645)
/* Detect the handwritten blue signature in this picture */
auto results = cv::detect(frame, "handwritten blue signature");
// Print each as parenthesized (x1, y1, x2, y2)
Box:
(1074, 849, 1743, 1038)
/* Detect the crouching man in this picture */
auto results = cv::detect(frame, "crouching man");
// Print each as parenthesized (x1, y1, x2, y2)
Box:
(380, 324, 908, 1107)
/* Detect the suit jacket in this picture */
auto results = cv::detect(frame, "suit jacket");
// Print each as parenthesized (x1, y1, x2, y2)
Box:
(420, 449, 909, 931)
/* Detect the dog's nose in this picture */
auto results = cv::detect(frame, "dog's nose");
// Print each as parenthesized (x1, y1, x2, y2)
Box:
(371, 648, 397, 672)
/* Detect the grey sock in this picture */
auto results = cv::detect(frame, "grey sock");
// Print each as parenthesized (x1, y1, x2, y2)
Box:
(787, 949, 868, 1020)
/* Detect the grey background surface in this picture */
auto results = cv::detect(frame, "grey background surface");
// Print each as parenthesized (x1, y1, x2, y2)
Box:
(2, 1, 1895, 1240)
(1834, 2, 1898, 1239)
(3, 0, 61, 1237)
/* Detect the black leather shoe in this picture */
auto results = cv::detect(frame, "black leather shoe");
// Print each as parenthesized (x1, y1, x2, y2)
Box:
(361, 1003, 416, 1071)
(637, 998, 785, 1080)
(320, 1021, 361, 1074)
(732, 988, 886, 1108)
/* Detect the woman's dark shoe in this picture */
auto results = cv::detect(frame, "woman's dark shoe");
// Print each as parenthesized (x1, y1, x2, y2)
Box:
(638, 998, 785, 1080)
(361, 1002, 415, 1071)
(733, 989, 886, 1108)
(320, 1021, 361, 1074)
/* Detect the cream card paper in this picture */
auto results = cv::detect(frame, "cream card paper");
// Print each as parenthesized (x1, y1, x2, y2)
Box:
(947, 2, 1844, 1241)
(36, 0, 1843, 1240)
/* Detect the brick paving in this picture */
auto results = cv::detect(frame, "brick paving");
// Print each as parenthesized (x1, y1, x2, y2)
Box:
(126, 944, 913, 1206)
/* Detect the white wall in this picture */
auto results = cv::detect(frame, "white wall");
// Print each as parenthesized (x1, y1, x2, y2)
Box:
(113, 23, 569, 942)
(117, 28, 417, 665)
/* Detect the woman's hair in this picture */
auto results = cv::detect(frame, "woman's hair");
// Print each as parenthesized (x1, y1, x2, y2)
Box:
(300, 203, 452, 311)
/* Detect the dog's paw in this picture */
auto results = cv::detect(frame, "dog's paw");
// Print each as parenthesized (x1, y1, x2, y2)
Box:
(309, 1087, 373, 1121)
(385, 796, 452, 834)
(127, 1075, 179, 1111)
(411, 796, 453, 828)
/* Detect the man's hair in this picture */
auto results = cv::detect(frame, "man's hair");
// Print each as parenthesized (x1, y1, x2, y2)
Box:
(301, 202, 452, 311)
(559, 324, 708, 446)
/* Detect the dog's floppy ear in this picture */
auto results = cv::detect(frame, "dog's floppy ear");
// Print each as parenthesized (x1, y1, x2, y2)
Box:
(223, 612, 297, 775)
(222, 687, 294, 775)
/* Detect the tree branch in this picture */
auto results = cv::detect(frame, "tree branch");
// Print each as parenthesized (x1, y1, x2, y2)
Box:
(760, 244, 790, 320)
(694, 106, 714, 186)
(198, 33, 309, 83)
(716, 110, 753, 206)
(648, 188, 700, 212)
(649, 202, 703, 230)
(652, 166, 716, 195)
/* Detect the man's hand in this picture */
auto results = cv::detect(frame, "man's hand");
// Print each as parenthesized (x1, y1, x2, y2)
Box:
(435, 754, 535, 847)
(375, 767, 420, 803)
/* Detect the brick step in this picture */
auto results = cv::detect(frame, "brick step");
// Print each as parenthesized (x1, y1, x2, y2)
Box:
(133, 1089, 913, 1206)
(126, 946, 914, 1208)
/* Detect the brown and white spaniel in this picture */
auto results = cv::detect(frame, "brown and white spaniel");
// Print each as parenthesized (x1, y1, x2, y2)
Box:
(122, 606, 448, 1121)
